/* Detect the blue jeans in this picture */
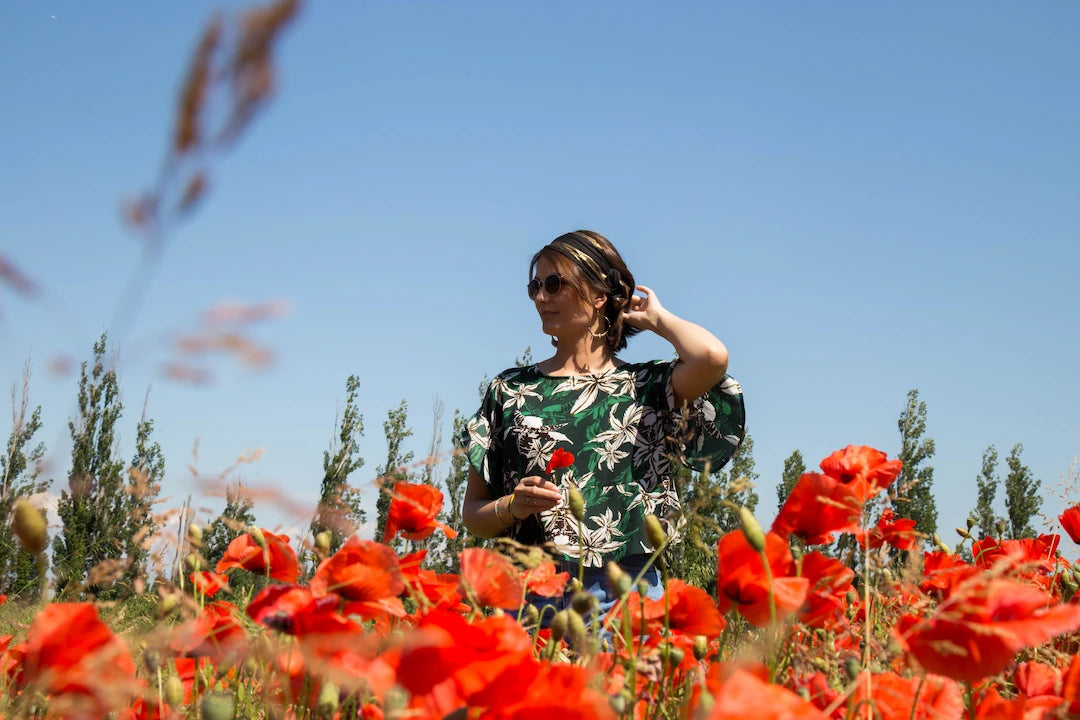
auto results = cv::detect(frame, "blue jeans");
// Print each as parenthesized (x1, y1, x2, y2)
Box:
(527, 554, 665, 629)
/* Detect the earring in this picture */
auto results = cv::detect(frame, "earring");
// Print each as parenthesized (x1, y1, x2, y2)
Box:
(588, 315, 610, 340)
(550, 336, 559, 347)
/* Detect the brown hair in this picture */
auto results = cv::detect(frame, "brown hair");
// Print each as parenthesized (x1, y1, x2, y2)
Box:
(529, 230, 640, 353)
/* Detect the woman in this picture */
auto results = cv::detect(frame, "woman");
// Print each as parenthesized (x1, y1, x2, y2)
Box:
(459, 230, 745, 609)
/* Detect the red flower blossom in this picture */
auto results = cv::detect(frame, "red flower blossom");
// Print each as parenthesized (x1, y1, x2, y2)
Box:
(383, 481, 459, 543)
(771, 472, 863, 545)
(895, 577, 1080, 683)
(246, 584, 347, 634)
(971, 534, 1060, 573)
(798, 550, 855, 629)
(476, 661, 617, 720)
(311, 536, 406, 619)
(705, 668, 827, 720)
(400, 550, 468, 613)
(215, 528, 299, 583)
(189, 571, 230, 597)
(1014, 661, 1061, 698)
(716, 530, 809, 627)
(855, 508, 919, 551)
(546, 448, 575, 474)
(523, 561, 570, 598)
(849, 671, 963, 720)
(21, 602, 140, 719)
(920, 551, 976, 595)
(819, 445, 902, 502)
(170, 601, 247, 663)
(1060, 506, 1080, 544)
(614, 579, 726, 640)
(459, 547, 524, 609)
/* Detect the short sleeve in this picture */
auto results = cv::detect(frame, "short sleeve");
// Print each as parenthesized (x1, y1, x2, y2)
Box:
(454, 379, 505, 497)
(664, 365, 746, 473)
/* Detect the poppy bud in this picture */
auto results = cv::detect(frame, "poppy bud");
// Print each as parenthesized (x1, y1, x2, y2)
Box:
(1072, 566, 1080, 585)
(524, 603, 540, 627)
(932, 533, 951, 554)
(571, 591, 597, 616)
(843, 657, 862, 682)
(606, 561, 632, 597)
(184, 552, 202, 573)
(314, 531, 331, 556)
(737, 507, 766, 553)
(316, 682, 340, 719)
(692, 635, 709, 661)
(966, 516, 976, 531)
(955, 527, 972, 540)
(637, 580, 651, 597)
(249, 526, 267, 549)
(187, 523, 203, 543)
(569, 488, 586, 522)
(994, 519, 1006, 536)
(200, 691, 235, 720)
(550, 610, 569, 643)
(157, 593, 180, 618)
(12, 498, 47, 554)
(164, 675, 184, 707)
(667, 645, 685, 667)
(644, 514, 666, 550)
(697, 691, 715, 715)
(567, 609, 588, 649)
(609, 694, 627, 714)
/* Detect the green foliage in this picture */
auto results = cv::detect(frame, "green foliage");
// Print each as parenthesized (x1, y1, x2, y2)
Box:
(969, 445, 1000, 540)
(776, 449, 805, 513)
(375, 400, 414, 547)
(892, 389, 938, 544)
(430, 409, 470, 572)
(122, 392, 165, 587)
(202, 482, 260, 597)
(0, 361, 49, 598)
(311, 375, 367, 557)
(667, 432, 757, 594)
(52, 333, 129, 597)
(1004, 443, 1042, 539)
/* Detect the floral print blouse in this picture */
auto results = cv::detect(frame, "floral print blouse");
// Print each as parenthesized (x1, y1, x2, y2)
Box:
(458, 360, 746, 567)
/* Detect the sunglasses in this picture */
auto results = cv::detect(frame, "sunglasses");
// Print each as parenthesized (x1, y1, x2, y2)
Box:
(527, 274, 564, 300)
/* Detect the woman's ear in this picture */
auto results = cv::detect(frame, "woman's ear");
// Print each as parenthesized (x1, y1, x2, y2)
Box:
(591, 291, 607, 310)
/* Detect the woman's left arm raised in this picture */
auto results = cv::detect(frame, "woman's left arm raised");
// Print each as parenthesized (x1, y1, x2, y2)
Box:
(622, 285, 728, 407)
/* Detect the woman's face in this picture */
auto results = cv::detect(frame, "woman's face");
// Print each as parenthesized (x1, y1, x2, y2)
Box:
(532, 256, 604, 340)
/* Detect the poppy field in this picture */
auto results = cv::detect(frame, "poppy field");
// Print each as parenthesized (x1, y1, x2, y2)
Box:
(3, 444, 1080, 720)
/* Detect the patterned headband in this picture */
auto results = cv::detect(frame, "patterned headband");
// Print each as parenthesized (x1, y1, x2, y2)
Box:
(546, 232, 616, 288)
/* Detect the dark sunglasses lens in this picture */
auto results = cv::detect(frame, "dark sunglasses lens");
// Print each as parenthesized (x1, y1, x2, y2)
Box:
(528, 275, 562, 299)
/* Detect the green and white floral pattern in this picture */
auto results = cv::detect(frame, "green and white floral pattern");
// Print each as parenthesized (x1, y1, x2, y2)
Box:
(458, 360, 746, 567)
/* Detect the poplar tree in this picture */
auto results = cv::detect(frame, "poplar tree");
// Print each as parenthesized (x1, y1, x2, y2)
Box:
(1004, 443, 1041, 539)
(53, 333, 128, 595)
(432, 409, 470, 572)
(122, 392, 165, 586)
(892, 389, 938, 543)
(0, 361, 48, 597)
(777, 449, 806, 512)
(968, 445, 1001, 540)
(311, 375, 366, 555)
(201, 482, 258, 594)
(375, 400, 414, 544)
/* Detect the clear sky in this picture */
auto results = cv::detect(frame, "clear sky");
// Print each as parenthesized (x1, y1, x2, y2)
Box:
(2, 1, 1078, 546)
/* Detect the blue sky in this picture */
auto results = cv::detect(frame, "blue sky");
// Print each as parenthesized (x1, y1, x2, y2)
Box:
(2, 1, 1078, 546)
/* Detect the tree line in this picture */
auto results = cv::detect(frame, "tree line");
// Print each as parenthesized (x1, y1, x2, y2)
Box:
(0, 336, 1045, 600)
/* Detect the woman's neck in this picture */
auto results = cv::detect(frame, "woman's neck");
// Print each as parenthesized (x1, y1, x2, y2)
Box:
(542, 335, 615, 376)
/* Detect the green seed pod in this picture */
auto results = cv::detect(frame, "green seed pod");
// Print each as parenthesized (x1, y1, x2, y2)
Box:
(571, 591, 597, 616)
(12, 498, 47, 554)
(966, 516, 976, 531)
(314, 531, 332, 556)
(157, 593, 180, 618)
(567, 609, 588, 648)
(933, 533, 951, 554)
(249, 527, 267, 549)
(200, 691, 236, 720)
(606, 561, 632, 598)
(315, 682, 340, 719)
(609, 693, 627, 714)
(644, 514, 666, 551)
(955, 527, 972, 540)
(568, 487, 586, 522)
(667, 645, 685, 666)
(843, 656, 862, 682)
(524, 603, 540, 627)
(692, 635, 709, 661)
(187, 523, 203, 543)
(550, 610, 569, 643)
(994, 519, 1006, 536)
(637, 580, 650, 597)
(184, 552, 202, 573)
(697, 690, 715, 715)
(1072, 565, 1080, 585)
(164, 675, 185, 707)
(738, 507, 766, 553)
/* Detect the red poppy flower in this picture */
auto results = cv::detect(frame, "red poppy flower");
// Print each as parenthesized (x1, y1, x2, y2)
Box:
(1060, 506, 1080, 544)
(399, 550, 468, 613)
(546, 448, 575, 473)
(523, 561, 570, 598)
(170, 601, 247, 663)
(971, 535, 1059, 574)
(895, 577, 1080, 683)
(311, 536, 406, 619)
(771, 472, 863, 545)
(849, 671, 963, 720)
(716, 530, 809, 627)
(920, 551, 976, 596)
(189, 571, 230, 597)
(613, 579, 726, 641)
(475, 660, 617, 720)
(1014, 661, 1061, 698)
(215, 528, 299, 583)
(383, 481, 459, 543)
(855, 508, 919, 551)
(705, 668, 828, 720)
(819, 445, 902, 502)
(798, 551, 855, 629)
(246, 584, 347, 634)
(21, 602, 140, 718)
(459, 547, 524, 609)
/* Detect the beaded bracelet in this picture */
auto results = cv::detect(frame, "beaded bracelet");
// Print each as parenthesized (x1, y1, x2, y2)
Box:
(493, 496, 509, 526)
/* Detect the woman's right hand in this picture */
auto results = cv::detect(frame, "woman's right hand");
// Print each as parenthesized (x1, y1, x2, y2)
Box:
(510, 475, 561, 519)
